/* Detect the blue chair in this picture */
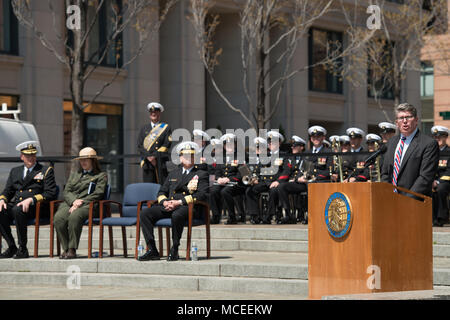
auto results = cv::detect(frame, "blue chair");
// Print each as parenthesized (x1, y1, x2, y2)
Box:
(145, 200, 211, 261)
(0, 185, 60, 258)
(98, 183, 160, 258)
(49, 184, 111, 258)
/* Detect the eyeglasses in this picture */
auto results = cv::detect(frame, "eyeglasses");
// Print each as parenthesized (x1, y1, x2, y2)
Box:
(396, 115, 415, 122)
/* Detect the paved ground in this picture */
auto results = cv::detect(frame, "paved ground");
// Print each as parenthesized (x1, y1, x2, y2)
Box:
(0, 284, 306, 300)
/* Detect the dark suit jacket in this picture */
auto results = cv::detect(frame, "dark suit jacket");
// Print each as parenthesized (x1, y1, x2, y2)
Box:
(381, 129, 439, 197)
(0, 163, 58, 205)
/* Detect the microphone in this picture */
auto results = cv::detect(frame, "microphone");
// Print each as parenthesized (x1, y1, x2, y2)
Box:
(364, 144, 387, 167)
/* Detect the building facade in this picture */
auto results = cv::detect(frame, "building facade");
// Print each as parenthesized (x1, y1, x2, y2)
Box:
(0, 0, 422, 195)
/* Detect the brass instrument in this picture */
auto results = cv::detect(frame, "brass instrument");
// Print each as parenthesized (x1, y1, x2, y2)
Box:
(239, 164, 259, 186)
(213, 180, 238, 187)
(299, 159, 316, 183)
(331, 139, 343, 182)
(369, 142, 382, 182)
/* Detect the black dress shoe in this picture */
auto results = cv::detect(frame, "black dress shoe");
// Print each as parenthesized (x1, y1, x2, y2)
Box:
(138, 249, 160, 261)
(225, 218, 237, 225)
(210, 216, 221, 224)
(59, 250, 68, 260)
(0, 246, 18, 259)
(13, 247, 29, 259)
(167, 247, 179, 261)
(65, 248, 77, 259)
(250, 217, 260, 225)
(261, 219, 272, 225)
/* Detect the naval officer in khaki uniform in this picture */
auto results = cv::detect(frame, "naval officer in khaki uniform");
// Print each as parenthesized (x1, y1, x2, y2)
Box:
(53, 147, 107, 259)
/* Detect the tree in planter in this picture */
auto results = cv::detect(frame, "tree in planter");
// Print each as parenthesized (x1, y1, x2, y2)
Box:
(11, 0, 177, 156)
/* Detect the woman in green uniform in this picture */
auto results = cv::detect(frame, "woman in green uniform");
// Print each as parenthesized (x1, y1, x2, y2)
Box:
(54, 147, 107, 259)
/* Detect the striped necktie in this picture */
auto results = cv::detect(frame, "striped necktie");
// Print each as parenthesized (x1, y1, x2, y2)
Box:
(392, 137, 406, 191)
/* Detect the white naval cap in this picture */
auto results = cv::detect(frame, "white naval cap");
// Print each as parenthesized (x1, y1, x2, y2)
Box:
(146, 102, 164, 112)
(175, 141, 200, 155)
(339, 135, 350, 144)
(266, 131, 285, 143)
(366, 133, 382, 143)
(254, 137, 268, 146)
(346, 127, 365, 138)
(193, 129, 211, 141)
(431, 125, 449, 136)
(308, 125, 327, 136)
(378, 122, 396, 133)
(15, 141, 40, 155)
(220, 133, 237, 143)
(329, 135, 340, 143)
(291, 135, 306, 146)
(210, 138, 222, 146)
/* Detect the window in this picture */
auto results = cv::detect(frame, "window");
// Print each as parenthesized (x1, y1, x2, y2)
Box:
(0, 94, 19, 119)
(367, 40, 395, 100)
(308, 28, 343, 94)
(0, 0, 18, 55)
(68, 0, 123, 67)
(421, 61, 434, 97)
(64, 102, 124, 192)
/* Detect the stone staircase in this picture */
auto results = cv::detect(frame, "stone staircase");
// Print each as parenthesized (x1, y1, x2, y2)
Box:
(0, 224, 449, 298)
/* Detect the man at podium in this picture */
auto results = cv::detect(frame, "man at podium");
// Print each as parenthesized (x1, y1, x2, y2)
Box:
(381, 103, 439, 197)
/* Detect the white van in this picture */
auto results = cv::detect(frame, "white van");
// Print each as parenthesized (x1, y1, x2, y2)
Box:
(0, 104, 42, 188)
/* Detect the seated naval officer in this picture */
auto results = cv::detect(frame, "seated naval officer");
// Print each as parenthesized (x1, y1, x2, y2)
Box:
(53, 147, 108, 259)
(306, 125, 332, 182)
(138, 141, 209, 261)
(0, 141, 57, 259)
(366, 133, 383, 182)
(209, 133, 246, 225)
(345, 127, 370, 182)
(378, 121, 396, 145)
(277, 135, 307, 224)
(193, 129, 211, 173)
(246, 131, 290, 224)
(431, 125, 450, 227)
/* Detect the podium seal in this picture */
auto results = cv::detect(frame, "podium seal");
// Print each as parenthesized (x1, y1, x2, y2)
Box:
(324, 192, 353, 239)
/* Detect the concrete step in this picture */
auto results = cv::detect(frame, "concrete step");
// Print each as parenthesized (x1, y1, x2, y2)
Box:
(0, 252, 449, 295)
(4, 226, 450, 257)
(0, 271, 309, 296)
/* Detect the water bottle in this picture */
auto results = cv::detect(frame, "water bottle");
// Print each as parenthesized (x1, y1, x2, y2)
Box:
(138, 239, 144, 258)
(191, 242, 198, 261)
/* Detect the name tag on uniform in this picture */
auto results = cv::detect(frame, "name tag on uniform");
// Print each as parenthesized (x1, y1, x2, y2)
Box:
(170, 179, 178, 182)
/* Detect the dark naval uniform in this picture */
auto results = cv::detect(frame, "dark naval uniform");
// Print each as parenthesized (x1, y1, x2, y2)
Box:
(246, 151, 290, 224)
(0, 163, 57, 251)
(137, 121, 172, 184)
(347, 147, 370, 182)
(53, 170, 108, 252)
(209, 154, 245, 224)
(433, 145, 450, 226)
(139, 165, 209, 260)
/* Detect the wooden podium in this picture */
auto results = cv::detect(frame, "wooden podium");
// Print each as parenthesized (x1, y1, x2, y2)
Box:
(308, 182, 433, 299)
